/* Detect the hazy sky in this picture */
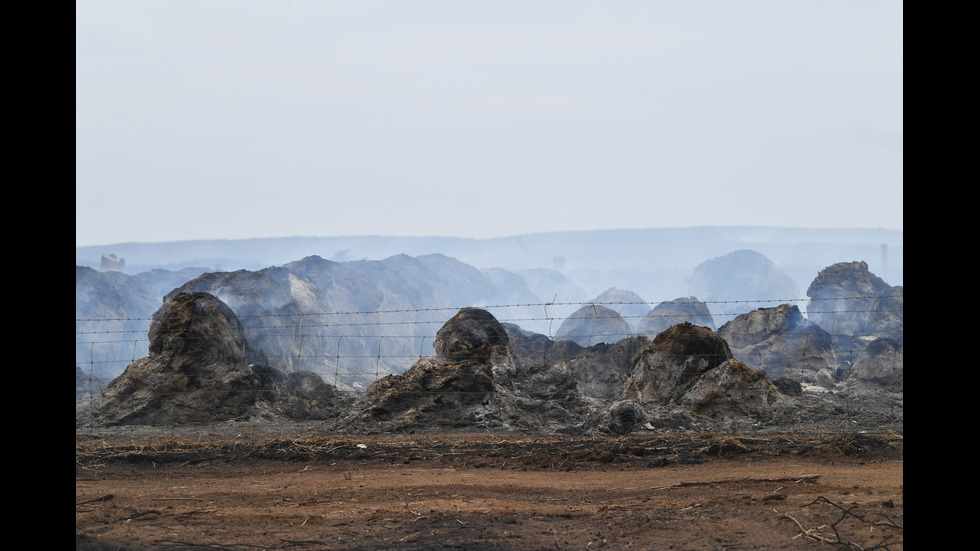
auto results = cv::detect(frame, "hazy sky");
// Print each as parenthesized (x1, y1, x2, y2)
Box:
(76, 1, 903, 247)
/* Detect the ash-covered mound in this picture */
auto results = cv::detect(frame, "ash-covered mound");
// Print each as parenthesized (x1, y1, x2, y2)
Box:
(619, 322, 791, 428)
(89, 292, 350, 426)
(337, 308, 601, 433)
(686, 249, 800, 321)
(718, 304, 839, 388)
(169, 258, 389, 390)
(806, 261, 902, 341)
(804, 261, 903, 389)
(624, 322, 733, 403)
(679, 358, 783, 417)
(503, 323, 584, 368)
(842, 337, 903, 394)
(589, 287, 650, 331)
(636, 296, 716, 336)
(555, 304, 633, 347)
(353, 308, 507, 426)
(557, 338, 649, 400)
(504, 323, 648, 400)
(339, 308, 509, 429)
(433, 307, 513, 364)
(75, 265, 161, 383)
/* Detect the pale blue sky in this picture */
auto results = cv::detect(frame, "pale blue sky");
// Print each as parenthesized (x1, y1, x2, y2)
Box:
(76, 1, 902, 247)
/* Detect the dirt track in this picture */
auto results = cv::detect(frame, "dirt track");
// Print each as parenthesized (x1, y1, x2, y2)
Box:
(76, 429, 903, 550)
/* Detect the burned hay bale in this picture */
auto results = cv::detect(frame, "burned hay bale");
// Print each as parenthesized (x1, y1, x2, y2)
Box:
(718, 303, 839, 388)
(434, 307, 512, 364)
(92, 292, 262, 425)
(91, 292, 350, 426)
(623, 322, 733, 403)
(637, 296, 716, 336)
(843, 337, 903, 394)
(554, 304, 633, 347)
(348, 308, 511, 428)
(342, 308, 606, 433)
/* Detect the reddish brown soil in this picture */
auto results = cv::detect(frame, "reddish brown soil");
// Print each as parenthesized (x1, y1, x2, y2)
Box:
(76, 430, 903, 550)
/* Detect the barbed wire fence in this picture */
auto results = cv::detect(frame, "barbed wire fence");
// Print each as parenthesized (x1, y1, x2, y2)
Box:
(76, 295, 902, 424)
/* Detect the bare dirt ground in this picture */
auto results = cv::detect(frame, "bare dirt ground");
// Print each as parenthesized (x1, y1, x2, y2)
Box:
(76, 427, 903, 550)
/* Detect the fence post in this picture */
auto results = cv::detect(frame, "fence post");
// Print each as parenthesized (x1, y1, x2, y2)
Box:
(335, 336, 343, 388)
(376, 336, 384, 381)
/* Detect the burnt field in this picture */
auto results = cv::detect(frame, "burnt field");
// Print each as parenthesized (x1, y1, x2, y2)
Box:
(76, 427, 903, 550)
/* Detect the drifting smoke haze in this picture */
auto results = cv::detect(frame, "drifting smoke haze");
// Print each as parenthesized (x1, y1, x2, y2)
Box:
(76, 227, 903, 303)
(77, 227, 901, 386)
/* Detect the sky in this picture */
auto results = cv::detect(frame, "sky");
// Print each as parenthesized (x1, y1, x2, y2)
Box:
(76, 1, 903, 247)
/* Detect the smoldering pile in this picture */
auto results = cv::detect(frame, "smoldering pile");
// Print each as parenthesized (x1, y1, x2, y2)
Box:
(86, 294, 850, 435)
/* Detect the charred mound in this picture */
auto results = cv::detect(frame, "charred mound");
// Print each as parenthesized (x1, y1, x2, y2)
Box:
(555, 304, 633, 347)
(686, 250, 800, 320)
(623, 322, 733, 403)
(620, 322, 791, 428)
(343, 308, 510, 429)
(842, 337, 903, 394)
(339, 308, 603, 433)
(718, 304, 839, 388)
(806, 261, 902, 339)
(433, 307, 512, 364)
(680, 359, 783, 418)
(590, 287, 651, 331)
(503, 323, 584, 368)
(560, 338, 649, 400)
(636, 296, 716, 336)
(89, 292, 350, 426)
(805, 262, 903, 384)
(75, 265, 161, 383)
(503, 323, 648, 400)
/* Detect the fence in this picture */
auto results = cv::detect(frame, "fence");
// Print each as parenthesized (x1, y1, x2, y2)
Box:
(76, 296, 902, 398)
